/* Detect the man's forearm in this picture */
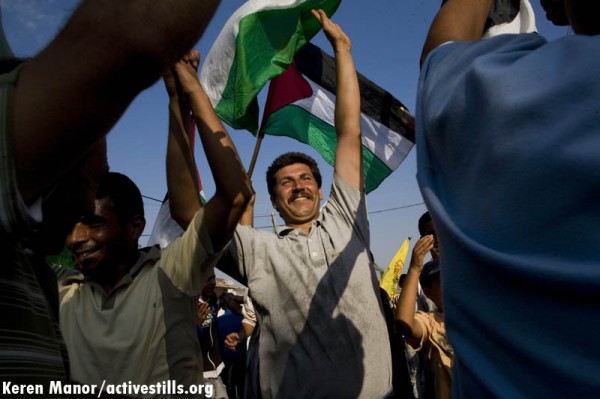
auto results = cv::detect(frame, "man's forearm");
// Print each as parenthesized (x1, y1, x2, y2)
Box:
(420, 0, 493, 66)
(334, 48, 361, 144)
(188, 87, 252, 207)
(395, 266, 422, 343)
(62, 0, 222, 77)
(14, 0, 221, 202)
(188, 86, 252, 251)
(166, 98, 202, 229)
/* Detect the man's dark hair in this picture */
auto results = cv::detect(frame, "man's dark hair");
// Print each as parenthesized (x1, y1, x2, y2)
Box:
(96, 172, 144, 223)
(418, 211, 432, 236)
(419, 260, 440, 289)
(266, 152, 322, 197)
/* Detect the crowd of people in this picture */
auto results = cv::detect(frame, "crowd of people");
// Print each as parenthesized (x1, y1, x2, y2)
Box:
(1, 0, 599, 398)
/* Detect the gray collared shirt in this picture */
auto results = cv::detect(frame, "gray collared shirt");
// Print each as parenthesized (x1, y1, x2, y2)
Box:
(58, 208, 217, 396)
(227, 174, 392, 399)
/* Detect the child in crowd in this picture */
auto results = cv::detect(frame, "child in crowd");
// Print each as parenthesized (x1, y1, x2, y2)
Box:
(396, 234, 453, 399)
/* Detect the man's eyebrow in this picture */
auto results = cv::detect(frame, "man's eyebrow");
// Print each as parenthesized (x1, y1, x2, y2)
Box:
(80, 211, 104, 225)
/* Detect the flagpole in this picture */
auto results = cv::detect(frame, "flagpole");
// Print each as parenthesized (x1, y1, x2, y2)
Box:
(246, 130, 279, 233)
(247, 131, 265, 179)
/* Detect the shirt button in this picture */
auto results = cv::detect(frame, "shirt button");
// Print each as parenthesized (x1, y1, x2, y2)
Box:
(311, 251, 318, 257)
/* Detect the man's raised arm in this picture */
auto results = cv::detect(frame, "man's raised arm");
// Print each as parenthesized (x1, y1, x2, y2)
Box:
(420, 0, 493, 67)
(164, 59, 202, 230)
(312, 9, 363, 191)
(173, 51, 253, 252)
(13, 0, 221, 203)
(395, 235, 434, 347)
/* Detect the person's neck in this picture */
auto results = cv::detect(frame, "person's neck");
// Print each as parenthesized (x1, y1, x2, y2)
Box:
(287, 221, 313, 235)
(94, 250, 138, 294)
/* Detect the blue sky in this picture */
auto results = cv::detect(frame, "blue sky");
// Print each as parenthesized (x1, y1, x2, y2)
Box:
(1, 0, 569, 273)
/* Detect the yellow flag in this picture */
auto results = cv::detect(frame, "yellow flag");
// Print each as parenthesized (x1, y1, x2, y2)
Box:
(380, 237, 410, 298)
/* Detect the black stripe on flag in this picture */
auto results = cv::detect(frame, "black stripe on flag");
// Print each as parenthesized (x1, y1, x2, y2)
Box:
(294, 43, 415, 144)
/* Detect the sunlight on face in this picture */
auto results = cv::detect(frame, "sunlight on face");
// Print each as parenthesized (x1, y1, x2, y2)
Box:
(272, 163, 323, 228)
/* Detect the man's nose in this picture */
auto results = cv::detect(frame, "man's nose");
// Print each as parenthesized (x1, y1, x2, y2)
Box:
(66, 222, 89, 248)
(292, 179, 307, 190)
(292, 184, 305, 193)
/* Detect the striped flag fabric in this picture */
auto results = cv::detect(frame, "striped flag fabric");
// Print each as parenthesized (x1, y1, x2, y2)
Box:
(380, 237, 410, 299)
(199, 0, 341, 134)
(260, 42, 415, 193)
(147, 191, 207, 249)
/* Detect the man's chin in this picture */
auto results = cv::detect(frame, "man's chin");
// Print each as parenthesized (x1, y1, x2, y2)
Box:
(541, 0, 569, 26)
(75, 259, 100, 276)
(282, 211, 319, 226)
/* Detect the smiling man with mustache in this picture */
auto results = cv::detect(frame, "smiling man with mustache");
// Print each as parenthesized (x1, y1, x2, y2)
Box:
(266, 153, 323, 234)
(208, 10, 394, 399)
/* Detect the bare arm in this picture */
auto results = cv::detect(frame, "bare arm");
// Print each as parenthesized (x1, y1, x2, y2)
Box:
(166, 51, 254, 230)
(174, 52, 253, 252)
(13, 0, 221, 203)
(164, 63, 202, 229)
(240, 193, 256, 226)
(312, 9, 362, 191)
(224, 307, 256, 350)
(395, 235, 434, 348)
(420, 0, 493, 67)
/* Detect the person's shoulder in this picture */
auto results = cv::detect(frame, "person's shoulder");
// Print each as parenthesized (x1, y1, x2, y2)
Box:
(426, 33, 546, 68)
(332, 172, 358, 192)
(328, 172, 362, 203)
(236, 224, 281, 241)
(414, 310, 437, 326)
(325, 172, 364, 209)
(57, 267, 85, 287)
(139, 245, 162, 261)
(132, 245, 162, 273)
(431, 311, 445, 324)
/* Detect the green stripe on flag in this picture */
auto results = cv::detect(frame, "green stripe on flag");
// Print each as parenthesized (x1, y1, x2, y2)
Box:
(362, 147, 393, 193)
(215, 0, 341, 133)
(262, 104, 392, 193)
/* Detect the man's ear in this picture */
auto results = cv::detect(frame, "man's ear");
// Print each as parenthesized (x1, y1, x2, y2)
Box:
(270, 195, 277, 210)
(128, 215, 146, 241)
(318, 188, 323, 201)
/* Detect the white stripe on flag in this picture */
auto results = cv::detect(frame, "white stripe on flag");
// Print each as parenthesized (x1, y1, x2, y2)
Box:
(147, 199, 183, 249)
(292, 79, 414, 171)
(200, 0, 317, 108)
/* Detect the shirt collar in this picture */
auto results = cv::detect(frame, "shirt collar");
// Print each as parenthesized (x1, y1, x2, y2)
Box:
(276, 219, 322, 238)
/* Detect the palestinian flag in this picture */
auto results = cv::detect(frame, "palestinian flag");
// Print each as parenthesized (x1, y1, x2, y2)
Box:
(147, 191, 207, 248)
(199, 0, 341, 134)
(260, 43, 415, 193)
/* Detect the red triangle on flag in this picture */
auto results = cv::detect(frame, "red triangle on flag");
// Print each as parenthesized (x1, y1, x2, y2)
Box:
(259, 60, 313, 133)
